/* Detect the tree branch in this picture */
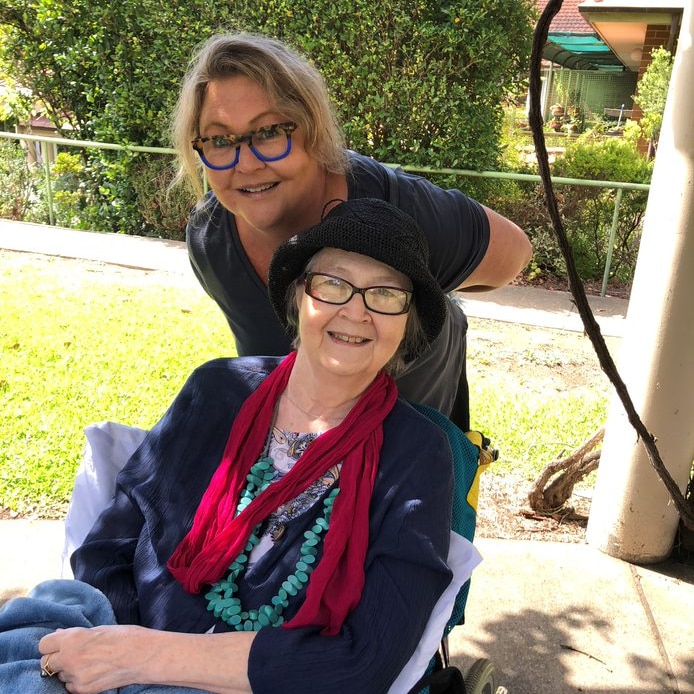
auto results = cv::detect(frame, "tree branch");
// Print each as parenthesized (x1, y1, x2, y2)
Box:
(527, 0, 693, 529)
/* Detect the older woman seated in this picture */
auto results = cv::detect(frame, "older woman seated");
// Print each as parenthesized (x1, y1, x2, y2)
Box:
(0, 198, 475, 694)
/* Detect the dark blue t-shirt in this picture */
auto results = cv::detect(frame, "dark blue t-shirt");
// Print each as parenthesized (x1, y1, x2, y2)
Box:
(186, 152, 489, 424)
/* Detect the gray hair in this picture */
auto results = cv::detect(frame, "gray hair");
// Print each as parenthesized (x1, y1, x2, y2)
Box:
(171, 32, 347, 199)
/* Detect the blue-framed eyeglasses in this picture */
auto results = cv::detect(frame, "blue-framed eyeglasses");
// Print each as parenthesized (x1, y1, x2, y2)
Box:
(191, 122, 297, 171)
(303, 272, 413, 315)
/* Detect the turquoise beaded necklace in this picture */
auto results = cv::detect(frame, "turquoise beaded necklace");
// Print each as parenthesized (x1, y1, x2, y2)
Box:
(205, 455, 340, 631)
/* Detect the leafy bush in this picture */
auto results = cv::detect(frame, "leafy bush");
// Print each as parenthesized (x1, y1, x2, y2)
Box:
(50, 152, 92, 228)
(633, 47, 674, 151)
(251, 0, 535, 172)
(132, 156, 196, 240)
(488, 135, 652, 284)
(1, 0, 535, 236)
(75, 150, 160, 236)
(552, 138, 652, 282)
(0, 140, 39, 220)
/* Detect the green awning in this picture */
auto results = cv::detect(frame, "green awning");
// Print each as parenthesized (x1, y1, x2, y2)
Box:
(545, 33, 626, 72)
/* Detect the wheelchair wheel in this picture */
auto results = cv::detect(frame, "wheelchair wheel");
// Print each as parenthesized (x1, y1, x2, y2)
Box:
(465, 658, 500, 694)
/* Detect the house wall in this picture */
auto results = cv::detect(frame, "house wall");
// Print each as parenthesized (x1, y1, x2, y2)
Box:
(632, 24, 678, 152)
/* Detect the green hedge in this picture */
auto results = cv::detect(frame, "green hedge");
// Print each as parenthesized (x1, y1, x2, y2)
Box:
(485, 136, 653, 284)
(1, 0, 535, 237)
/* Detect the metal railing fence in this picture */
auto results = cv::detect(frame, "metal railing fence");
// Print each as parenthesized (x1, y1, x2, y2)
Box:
(1, 130, 651, 296)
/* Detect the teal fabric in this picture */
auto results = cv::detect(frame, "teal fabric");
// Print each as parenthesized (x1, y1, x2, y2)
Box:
(410, 403, 480, 632)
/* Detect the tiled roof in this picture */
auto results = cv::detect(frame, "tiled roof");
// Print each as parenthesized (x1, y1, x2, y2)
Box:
(536, 0, 594, 34)
(30, 115, 56, 129)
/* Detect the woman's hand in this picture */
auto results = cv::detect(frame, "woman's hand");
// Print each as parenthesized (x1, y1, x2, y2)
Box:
(39, 624, 154, 693)
(39, 625, 256, 694)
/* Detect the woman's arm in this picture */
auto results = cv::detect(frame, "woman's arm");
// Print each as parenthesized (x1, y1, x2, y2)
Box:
(458, 205, 532, 291)
(39, 626, 255, 694)
(383, 165, 531, 293)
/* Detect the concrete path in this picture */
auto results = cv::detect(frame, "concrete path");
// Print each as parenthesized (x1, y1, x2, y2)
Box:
(0, 218, 628, 337)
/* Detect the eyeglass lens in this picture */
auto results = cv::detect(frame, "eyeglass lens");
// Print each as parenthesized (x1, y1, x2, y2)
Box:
(305, 273, 411, 315)
(194, 123, 294, 170)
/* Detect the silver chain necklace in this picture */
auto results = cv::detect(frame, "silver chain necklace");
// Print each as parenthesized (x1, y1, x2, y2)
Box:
(282, 389, 356, 422)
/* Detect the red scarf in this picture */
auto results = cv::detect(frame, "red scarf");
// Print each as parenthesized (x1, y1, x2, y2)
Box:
(167, 351, 398, 635)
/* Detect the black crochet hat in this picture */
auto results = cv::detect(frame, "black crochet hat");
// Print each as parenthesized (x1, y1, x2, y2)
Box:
(268, 198, 447, 347)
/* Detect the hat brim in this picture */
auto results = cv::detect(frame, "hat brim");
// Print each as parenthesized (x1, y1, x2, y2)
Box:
(268, 215, 447, 348)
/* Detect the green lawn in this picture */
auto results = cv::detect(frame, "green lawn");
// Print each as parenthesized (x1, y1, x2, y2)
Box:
(1, 250, 609, 518)
(1, 251, 231, 517)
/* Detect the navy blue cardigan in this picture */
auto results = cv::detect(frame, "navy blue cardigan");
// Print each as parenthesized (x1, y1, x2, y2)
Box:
(72, 357, 454, 693)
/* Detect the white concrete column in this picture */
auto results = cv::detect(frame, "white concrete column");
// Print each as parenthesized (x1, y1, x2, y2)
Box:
(586, 5, 694, 563)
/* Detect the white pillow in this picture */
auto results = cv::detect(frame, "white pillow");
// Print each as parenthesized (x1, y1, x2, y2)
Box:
(61, 421, 147, 577)
(387, 532, 482, 693)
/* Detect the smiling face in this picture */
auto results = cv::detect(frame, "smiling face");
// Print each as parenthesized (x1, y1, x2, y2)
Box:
(294, 249, 411, 387)
(197, 75, 328, 237)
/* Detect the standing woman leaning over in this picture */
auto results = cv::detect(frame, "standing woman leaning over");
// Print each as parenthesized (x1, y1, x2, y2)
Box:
(173, 32, 531, 431)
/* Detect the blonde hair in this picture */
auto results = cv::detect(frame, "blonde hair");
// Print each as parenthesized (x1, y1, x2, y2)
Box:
(171, 33, 348, 199)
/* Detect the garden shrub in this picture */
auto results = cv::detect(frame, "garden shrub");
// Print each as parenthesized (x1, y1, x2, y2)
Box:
(132, 156, 196, 240)
(0, 140, 38, 220)
(633, 47, 674, 152)
(78, 151, 159, 236)
(552, 137, 652, 282)
(1, 0, 535, 237)
(488, 136, 652, 285)
(51, 152, 91, 229)
(242, 0, 535, 172)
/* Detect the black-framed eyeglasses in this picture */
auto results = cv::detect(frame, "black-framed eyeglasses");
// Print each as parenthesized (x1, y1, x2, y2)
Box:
(191, 122, 297, 171)
(303, 272, 413, 315)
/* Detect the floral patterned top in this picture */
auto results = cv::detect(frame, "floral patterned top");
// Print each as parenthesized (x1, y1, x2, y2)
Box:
(249, 427, 341, 566)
